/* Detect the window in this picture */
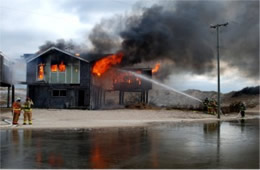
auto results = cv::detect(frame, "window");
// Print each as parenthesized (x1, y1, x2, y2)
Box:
(59, 61, 66, 72)
(52, 90, 59, 96)
(37, 64, 45, 80)
(51, 72, 58, 83)
(60, 90, 67, 96)
(52, 90, 67, 97)
(58, 72, 66, 83)
(66, 65, 72, 83)
(48, 56, 80, 84)
(51, 64, 58, 72)
(72, 65, 79, 83)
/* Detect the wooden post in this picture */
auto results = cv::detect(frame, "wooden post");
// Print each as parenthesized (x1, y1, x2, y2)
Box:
(140, 91, 143, 103)
(94, 88, 97, 108)
(119, 91, 121, 104)
(7, 86, 10, 108)
(103, 90, 106, 105)
(119, 91, 124, 105)
(145, 91, 149, 104)
(11, 85, 15, 105)
(122, 91, 124, 105)
(142, 91, 145, 103)
(99, 88, 102, 107)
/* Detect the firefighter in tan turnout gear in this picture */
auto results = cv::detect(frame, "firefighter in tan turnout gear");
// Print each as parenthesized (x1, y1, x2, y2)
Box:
(23, 97, 34, 125)
(207, 99, 217, 115)
(12, 98, 22, 125)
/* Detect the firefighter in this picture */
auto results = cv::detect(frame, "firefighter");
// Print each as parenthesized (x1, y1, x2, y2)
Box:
(239, 102, 246, 118)
(207, 99, 217, 115)
(207, 99, 213, 114)
(23, 97, 34, 125)
(203, 97, 209, 113)
(211, 100, 217, 115)
(12, 98, 22, 125)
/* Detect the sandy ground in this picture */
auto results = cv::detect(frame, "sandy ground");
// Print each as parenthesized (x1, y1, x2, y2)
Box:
(0, 108, 259, 129)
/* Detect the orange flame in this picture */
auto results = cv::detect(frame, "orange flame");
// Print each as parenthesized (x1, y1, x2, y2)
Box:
(38, 63, 44, 80)
(58, 61, 66, 72)
(92, 52, 124, 77)
(152, 63, 160, 73)
(51, 62, 66, 72)
(51, 65, 58, 72)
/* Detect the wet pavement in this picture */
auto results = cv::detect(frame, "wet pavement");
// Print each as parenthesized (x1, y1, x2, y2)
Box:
(1, 119, 259, 169)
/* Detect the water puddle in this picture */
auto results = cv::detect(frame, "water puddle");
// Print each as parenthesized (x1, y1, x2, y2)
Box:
(1, 119, 259, 168)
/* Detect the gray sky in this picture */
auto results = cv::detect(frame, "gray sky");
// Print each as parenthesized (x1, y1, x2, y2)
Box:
(0, 0, 259, 92)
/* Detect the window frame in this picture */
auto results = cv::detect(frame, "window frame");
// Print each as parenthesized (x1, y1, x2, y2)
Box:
(52, 90, 67, 97)
(36, 63, 45, 81)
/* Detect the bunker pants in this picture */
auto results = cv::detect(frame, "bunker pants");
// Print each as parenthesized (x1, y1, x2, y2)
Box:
(12, 111, 21, 125)
(24, 111, 32, 124)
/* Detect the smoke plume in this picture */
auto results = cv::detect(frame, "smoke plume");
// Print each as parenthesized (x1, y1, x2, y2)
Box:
(89, 0, 259, 80)
(38, 39, 78, 53)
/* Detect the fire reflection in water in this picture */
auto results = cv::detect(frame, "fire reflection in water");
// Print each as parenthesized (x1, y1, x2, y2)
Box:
(48, 152, 64, 168)
(89, 128, 150, 168)
(34, 138, 64, 168)
(150, 132, 159, 168)
(11, 129, 20, 153)
(35, 137, 42, 167)
(90, 144, 108, 168)
(6, 128, 156, 168)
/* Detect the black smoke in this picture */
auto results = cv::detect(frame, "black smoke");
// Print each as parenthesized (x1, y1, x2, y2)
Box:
(38, 39, 77, 53)
(88, 17, 122, 53)
(89, 0, 259, 79)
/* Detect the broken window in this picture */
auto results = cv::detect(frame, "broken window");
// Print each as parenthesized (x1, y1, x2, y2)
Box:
(59, 61, 66, 72)
(51, 64, 58, 72)
(38, 63, 45, 80)
(49, 55, 79, 84)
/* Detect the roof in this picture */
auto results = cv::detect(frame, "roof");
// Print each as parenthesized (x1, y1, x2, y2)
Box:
(79, 53, 111, 62)
(26, 47, 89, 63)
(0, 51, 14, 65)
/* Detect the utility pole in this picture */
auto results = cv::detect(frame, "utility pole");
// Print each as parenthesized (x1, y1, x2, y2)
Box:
(210, 22, 228, 119)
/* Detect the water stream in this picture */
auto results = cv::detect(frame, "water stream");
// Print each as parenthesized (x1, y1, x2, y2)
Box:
(123, 70, 202, 103)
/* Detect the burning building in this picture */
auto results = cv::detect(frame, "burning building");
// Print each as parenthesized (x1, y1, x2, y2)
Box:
(23, 47, 153, 109)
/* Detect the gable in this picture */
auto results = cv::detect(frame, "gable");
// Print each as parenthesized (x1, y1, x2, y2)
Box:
(26, 47, 89, 63)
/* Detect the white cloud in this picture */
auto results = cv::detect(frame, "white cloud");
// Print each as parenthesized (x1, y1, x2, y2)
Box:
(0, 0, 137, 58)
(0, 0, 258, 92)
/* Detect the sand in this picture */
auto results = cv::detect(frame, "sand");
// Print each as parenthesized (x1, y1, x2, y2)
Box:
(0, 108, 259, 129)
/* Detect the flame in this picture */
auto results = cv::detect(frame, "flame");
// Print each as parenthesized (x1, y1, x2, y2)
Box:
(58, 61, 66, 72)
(51, 62, 66, 72)
(92, 52, 124, 77)
(38, 63, 44, 80)
(112, 71, 143, 88)
(152, 63, 160, 73)
(51, 65, 58, 72)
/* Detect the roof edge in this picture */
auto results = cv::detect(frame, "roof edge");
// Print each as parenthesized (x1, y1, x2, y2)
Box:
(26, 47, 89, 63)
